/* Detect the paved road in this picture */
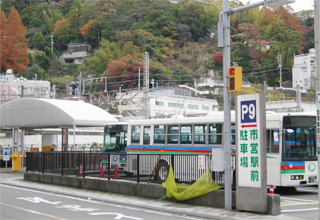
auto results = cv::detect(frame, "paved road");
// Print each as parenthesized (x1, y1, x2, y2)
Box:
(1, 184, 200, 220)
(0, 170, 314, 220)
(280, 186, 319, 219)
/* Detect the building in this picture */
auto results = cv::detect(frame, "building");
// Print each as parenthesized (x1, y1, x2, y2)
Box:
(0, 71, 51, 103)
(292, 48, 316, 92)
(115, 87, 219, 120)
(59, 43, 92, 64)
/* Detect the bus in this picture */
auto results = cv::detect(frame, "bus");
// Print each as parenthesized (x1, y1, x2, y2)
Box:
(102, 112, 318, 187)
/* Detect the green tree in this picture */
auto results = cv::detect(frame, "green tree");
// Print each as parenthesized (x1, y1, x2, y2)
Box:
(179, 2, 206, 41)
(32, 32, 45, 50)
(143, 0, 178, 38)
(53, 18, 77, 46)
(42, 8, 64, 32)
(22, 64, 47, 80)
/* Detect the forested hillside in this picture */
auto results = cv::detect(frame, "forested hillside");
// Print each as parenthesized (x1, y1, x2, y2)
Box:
(0, 0, 315, 93)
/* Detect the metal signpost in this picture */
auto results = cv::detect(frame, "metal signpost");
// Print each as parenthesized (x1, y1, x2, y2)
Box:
(314, 0, 320, 213)
(3, 146, 10, 168)
(236, 93, 267, 213)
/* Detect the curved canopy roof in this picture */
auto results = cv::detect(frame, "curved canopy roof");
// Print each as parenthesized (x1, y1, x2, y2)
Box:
(0, 98, 118, 129)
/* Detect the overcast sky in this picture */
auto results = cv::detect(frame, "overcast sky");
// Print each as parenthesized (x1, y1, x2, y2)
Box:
(239, 0, 314, 12)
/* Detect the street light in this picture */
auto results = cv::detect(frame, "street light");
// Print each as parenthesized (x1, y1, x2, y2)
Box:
(169, 0, 295, 211)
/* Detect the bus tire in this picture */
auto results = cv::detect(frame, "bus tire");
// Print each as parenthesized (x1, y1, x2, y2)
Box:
(155, 160, 169, 182)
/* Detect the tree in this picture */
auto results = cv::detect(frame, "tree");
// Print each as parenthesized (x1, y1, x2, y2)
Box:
(179, 2, 206, 41)
(80, 20, 101, 48)
(0, 7, 29, 74)
(0, 10, 8, 73)
(143, 0, 178, 38)
(274, 6, 303, 34)
(53, 18, 76, 45)
(212, 51, 223, 66)
(32, 32, 45, 50)
(42, 8, 63, 32)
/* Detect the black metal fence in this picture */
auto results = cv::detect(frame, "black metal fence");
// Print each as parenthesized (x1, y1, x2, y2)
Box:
(26, 152, 236, 187)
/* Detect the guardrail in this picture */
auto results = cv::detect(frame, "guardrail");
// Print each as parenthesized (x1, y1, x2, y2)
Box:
(26, 152, 235, 187)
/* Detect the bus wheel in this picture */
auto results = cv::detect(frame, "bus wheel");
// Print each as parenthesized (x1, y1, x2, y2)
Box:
(155, 160, 169, 182)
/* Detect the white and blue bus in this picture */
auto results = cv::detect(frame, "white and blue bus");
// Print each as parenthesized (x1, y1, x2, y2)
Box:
(102, 112, 318, 187)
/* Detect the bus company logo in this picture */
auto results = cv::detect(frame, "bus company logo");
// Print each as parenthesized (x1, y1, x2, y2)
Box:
(112, 155, 119, 163)
(308, 163, 316, 172)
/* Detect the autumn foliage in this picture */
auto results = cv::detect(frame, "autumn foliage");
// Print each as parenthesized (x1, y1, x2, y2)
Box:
(0, 7, 29, 74)
(106, 54, 144, 89)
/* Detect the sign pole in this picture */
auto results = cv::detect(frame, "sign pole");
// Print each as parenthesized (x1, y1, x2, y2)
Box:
(313, 0, 320, 214)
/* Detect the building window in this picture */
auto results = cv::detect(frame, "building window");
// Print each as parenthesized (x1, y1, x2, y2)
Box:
(188, 104, 199, 109)
(202, 106, 209, 110)
(310, 60, 315, 66)
(155, 101, 164, 106)
(168, 102, 183, 108)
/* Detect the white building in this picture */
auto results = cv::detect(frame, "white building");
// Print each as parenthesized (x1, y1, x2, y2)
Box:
(0, 72, 51, 103)
(115, 87, 219, 120)
(292, 48, 316, 92)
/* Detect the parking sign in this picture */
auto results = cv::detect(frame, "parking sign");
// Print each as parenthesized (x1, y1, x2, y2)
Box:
(236, 93, 267, 213)
(3, 147, 10, 161)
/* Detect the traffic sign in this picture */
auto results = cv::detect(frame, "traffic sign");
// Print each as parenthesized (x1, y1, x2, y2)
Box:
(3, 147, 10, 161)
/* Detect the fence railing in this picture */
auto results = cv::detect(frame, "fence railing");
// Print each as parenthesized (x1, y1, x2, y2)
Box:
(26, 152, 236, 187)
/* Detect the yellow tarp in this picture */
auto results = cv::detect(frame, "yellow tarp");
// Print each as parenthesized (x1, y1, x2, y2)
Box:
(162, 165, 221, 201)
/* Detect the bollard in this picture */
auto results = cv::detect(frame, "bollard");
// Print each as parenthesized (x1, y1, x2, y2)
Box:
(79, 164, 83, 176)
(115, 165, 119, 179)
(100, 164, 104, 178)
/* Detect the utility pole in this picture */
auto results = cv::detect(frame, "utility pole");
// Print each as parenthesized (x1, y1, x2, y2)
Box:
(313, 0, 320, 211)
(143, 52, 150, 119)
(50, 35, 54, 53)
(278, 52, 282, 88)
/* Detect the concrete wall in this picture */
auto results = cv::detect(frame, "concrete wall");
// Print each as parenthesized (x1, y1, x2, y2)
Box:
(24, 172, 280, 215)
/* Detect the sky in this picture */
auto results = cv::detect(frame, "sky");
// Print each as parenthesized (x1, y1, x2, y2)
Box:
(239, 0, 315, 12)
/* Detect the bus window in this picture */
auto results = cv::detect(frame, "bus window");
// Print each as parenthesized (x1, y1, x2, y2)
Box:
(131, 125, 141, 144)
(154, 125, 165, 144)
(180, 125, 192, 144)
(194, 124, 207, 144)
(167, 125, 179, 144)
(231, 124, 236, 145)
(103, 125, 127, 153)
(143, 126, 151, 145)
(267, 129, 279, 153)
(283, 127, 317, 161)
(209, 124, 222, 144)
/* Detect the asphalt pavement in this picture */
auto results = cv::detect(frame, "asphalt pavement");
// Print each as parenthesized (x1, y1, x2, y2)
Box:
(0, 167, 304, 220)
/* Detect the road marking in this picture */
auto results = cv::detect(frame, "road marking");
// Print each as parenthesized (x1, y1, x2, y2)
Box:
(281, 202, 319, 207)
(281, 197, 319, 203)
(281, 208, 319, 213)
(89, 212, 143, 220)
(1, 184, 196, 219)
(0, 202, 66, 220)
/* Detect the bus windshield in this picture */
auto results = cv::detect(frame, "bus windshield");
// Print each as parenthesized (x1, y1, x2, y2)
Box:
(282, 116, 316, 161)
(103, 125, 128, 153)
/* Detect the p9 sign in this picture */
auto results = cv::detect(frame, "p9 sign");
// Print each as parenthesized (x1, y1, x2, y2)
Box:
(241, 100, 256, 123)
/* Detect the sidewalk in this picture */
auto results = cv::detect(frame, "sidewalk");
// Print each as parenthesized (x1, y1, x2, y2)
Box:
(0, 168, 302, 220)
